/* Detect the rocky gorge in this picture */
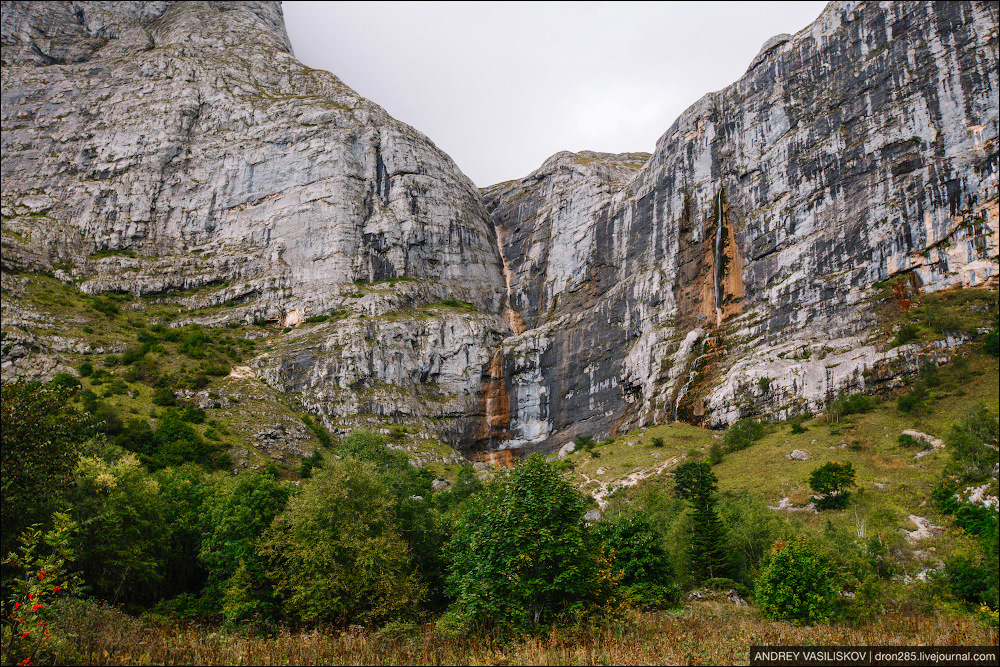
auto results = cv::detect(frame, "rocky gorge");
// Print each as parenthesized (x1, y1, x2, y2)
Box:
(2, 1, 997, 461)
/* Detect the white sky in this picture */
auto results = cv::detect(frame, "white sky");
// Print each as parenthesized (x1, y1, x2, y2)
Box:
(282, 1, 829, 187)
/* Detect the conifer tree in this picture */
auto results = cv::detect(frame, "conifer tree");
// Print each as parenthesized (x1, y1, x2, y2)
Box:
(673, 461, 730, 581)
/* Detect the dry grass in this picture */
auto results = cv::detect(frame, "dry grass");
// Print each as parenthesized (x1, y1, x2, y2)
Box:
(44, 602, 997, 666)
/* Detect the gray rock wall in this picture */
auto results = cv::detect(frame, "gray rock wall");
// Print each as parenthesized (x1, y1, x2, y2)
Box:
(1, 1, 508, 449)
(485, 0, 998, 450)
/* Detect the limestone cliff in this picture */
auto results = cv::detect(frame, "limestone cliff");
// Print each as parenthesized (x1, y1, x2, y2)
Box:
(485, 0, 998, 451)
(1, 0, 508, 449)
(2, 1, 997, 460)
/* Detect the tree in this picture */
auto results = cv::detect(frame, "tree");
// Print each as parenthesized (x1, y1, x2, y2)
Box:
(259, 457, 421, 626)
(198, 470, 290, 625)
(593, 511, 677, 609)
(808, 461, 857, 510)
(673, 461, 730, 581)
(66, 453, 166, 605)
(755, 536, 837, 624)
(1, 380, 94, 559)
(945, 404, 999, 482)
(445, 454, 618, 632)
(338, 430, 449, 612)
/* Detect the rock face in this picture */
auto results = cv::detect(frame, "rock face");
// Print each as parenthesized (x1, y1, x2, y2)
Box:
(485, 0, 998, 450)
(2, 1, 998, 458)
(1, 0, 508, 450)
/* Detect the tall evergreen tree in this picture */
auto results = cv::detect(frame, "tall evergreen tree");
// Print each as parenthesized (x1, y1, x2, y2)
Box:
(673, 461, 730, 581)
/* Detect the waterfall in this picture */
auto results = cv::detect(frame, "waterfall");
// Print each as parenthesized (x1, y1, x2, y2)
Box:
(714, 188, 724, 327)
(673, 336, 711, 421)
(495, 221, 526, 335)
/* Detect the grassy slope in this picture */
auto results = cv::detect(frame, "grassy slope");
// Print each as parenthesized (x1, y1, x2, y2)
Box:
(556, 285, 998, 582)
(1, 272, 467, 481)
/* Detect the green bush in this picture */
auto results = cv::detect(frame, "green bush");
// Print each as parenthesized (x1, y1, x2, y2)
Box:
(651, 437, 664, 448)
(945, 404, 999, 482)
(90, 297, 119, 318)
(301, 415, 332, 448)
(983, 329, 999, 357)
(754, 536, 837, 624)
(722, 418, 764, 454)
(790, 423, 807, 435)
(299, 450, 324, 478)
(79, 363, 93, 377)
(593, 512, 677, 609)
(180, 405, 206, 424)
(894, 323, 919, 346)
(575, 435, 597, 453)
(808, 461, 857, 510)
(919, 360, 941, 387)
(152, 387, 176, 407)
(50, 372, 82, 391)
(897, 382, 928, 414)
(120, 346, 145, 367)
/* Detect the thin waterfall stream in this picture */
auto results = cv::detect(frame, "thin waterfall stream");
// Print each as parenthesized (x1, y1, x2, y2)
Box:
(714, 188, 724, 327)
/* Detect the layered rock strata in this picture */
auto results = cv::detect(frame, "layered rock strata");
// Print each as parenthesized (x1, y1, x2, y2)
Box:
(485, 0, 998, 450)
(1, 1, 508, 449)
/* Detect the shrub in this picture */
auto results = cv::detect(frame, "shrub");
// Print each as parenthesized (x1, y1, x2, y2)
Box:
(809, 461, 857, 510)
(593, 512, 677, 609)
(828, 391, 876, 423)
(299, 450, 324, 478)
(651, 437, 664, 448)
(79, 362, 93, 377)
(722, 418, 763, 454)
(180, 405, 206, 424)
(894, 323, 919, 346)
(152, 387, 176, 407)
(755, 536, 837, 624)
(983, 329, 999, 357)
(919, 360, 941, 387)
(898, 434, 919, 447)
(897, 382, 928, 414)
(575, 435, 597, 453)
(90, 298, 119, 318)
(945, 404, 999, 482)
(758, 377, 771, 391)
(790, 423, 807, 435)
(708, 442, 724, 466)
(204, 362, 230, 377)
(50, 372, 82, 391)
(119, 346, 145, 367)
(301, 415, 332, 448)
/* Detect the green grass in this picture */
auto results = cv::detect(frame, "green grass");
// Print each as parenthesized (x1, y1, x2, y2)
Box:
(557, 346, 997, 546)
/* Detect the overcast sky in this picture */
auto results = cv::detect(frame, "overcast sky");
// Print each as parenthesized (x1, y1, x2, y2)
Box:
(282, 1, 829, 187)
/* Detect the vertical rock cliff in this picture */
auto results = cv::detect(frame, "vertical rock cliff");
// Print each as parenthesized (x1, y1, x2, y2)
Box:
(1, 0, 509, 450)
(485, 0, 998, 451)
(2, 1, 997, 459)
